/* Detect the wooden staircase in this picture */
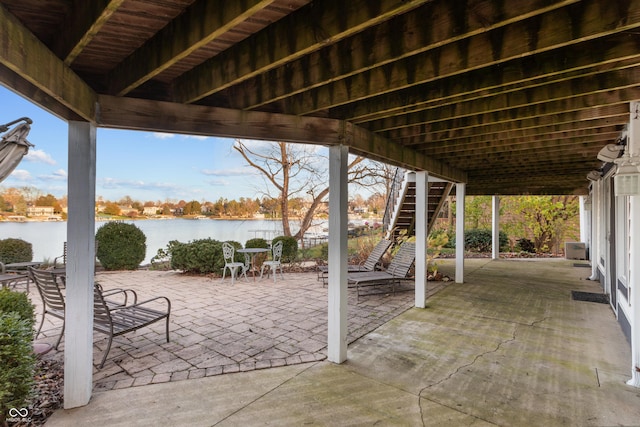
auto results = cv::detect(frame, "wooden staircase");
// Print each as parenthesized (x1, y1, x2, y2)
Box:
(383, 169, 453, 242)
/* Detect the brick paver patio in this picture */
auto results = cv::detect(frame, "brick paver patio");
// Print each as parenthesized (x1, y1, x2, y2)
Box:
(28, 269, 449, 391)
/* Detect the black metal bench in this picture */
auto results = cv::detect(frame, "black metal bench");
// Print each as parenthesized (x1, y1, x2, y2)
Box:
(93, 284, 171, 368)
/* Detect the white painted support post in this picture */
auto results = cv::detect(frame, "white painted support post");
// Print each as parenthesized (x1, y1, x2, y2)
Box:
(579, 196, 587, 245)
(492, 196, 500, 260)
(327, 145, 348, 363)
(64, 121, 96, 408)
(627, 101, 640, 387)
(455, 183, 466, 283)
(415, 171, 428, 308)
(589, 181, 601, 281)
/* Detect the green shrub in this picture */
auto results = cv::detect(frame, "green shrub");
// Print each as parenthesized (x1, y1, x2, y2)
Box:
(95, 222, 146, 270)
(245, 238, 268, 249)
(319, 243, 329, 261)
(0, 289, 37, 424)
(170, 238, 224, 274)
(272, 236, 298, 263)
(0, 238, 33, 264)
(516, 237, 536, 253)
(244, 238, 269, 267)
(464, 229, 508, 252)
(150, 240, 182, 270)
(0, 289, 34, 330)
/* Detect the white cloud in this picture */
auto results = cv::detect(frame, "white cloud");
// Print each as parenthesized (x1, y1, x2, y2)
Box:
(37, 169, 67, 181)
(207, 178, 230, 186)
(152, 132, 209, 141)
(99, 177, 182, 192)
(25, 149, 56, 165)
(152, 132, 175, 139)
(9, 169, 32, 180)
(201, 167, 250, 177)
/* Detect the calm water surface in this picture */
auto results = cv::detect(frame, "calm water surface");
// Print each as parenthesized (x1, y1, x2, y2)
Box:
(0, 219, 305, 265)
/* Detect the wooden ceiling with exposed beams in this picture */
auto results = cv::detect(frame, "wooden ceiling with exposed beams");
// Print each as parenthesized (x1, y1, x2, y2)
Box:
(1, 0, 639, 195)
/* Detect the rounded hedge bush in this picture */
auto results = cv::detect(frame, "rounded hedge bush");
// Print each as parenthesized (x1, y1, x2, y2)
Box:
(0, 288, 34, 330)
(464, 229, 508, 252)
(0, 289, 36, 424)
(245, 238, 268, 249)
(516, 237, 536, 253)
(0, 238, 33, 264)
(272, 235, 298, 263)
(170, 238, 224, 274)
(95, 222, 146, 270)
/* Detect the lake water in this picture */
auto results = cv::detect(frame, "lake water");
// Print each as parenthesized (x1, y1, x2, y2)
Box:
(0, 219, 327, 265)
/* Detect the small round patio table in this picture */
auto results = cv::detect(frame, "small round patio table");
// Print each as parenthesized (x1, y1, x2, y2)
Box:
(237, 248, 269, 281)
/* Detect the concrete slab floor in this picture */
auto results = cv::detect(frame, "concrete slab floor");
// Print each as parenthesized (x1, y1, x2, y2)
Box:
(46, 259, 640, 426)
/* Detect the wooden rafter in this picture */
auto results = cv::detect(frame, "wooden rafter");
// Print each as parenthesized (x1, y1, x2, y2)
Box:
(52, 0, 125, 66)
(172, 0, 432, 103)
(388, 104, 630, 142)
(369, 81, 640, 133)
(0, 4, 96, 121)
(421, 130, 621, 156)
(274, 0, 640, 115)
(231, 0, 579, 110)
(95, 95, 467, 183)
(343, 41, 640, 124)
(107, 0, 276, 96)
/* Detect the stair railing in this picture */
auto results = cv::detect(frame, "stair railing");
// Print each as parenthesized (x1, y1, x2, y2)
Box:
(382, 167, 406, 235)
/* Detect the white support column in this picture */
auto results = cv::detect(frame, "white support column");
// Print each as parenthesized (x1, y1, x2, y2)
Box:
(64, 121, 96, 408)
(327, 145, 348, 363)
(579, 196, 587, 244)
(415, 171, 428, 308)
(455, 183, 466, 283)
(627, 101, 640, 387)
(492, 196, 500, 260)
(589, 181, 601, 280)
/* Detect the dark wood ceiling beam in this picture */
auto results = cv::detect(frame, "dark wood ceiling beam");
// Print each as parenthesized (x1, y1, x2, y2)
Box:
(470, 169, 596, 180)
(373, 91, 639, 140)
(282, 0, 640, 115)
(346, 124, 466, 182)
(348, 45, 640, 124)
(95, 95, 467, 183)
(107, 0, 275, 96)
(397, 116, 626, 147)
(232, 0, 578, 110)
(421, 128, 619, 155)
(96, 94, 343, 144)
(466, 176, 590, 195)
(0, 4, 96, 121)
(172, 0, 432, 104)
(470, 167, 596, 178)
(0, 64, 84, 121)
(444, 141, 609, 165)
(370, 69, 640, 132)
(51, 0, 125, 66)
(386, 104, 629, 142)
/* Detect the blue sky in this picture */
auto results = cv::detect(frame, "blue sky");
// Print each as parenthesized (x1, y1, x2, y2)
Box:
(0, 85, 285, 203)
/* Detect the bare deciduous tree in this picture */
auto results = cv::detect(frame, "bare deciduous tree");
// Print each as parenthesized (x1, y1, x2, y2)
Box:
(233, 140, 391, 241)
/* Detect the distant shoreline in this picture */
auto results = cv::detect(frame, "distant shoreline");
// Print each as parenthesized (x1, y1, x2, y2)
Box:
(1, 215, 377, 223)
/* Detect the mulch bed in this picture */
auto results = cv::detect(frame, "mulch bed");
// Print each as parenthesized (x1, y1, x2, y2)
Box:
(12, 358, 64, 426)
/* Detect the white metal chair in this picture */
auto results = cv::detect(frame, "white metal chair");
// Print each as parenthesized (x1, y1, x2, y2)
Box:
(260, 241, 284, 283)
(221, 242, 247, 284)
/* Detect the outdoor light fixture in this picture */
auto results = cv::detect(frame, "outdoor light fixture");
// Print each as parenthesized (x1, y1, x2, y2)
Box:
(597, 143, 625, 163)
(586, 170, 602, 181)
(614, 154, 640, 196)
